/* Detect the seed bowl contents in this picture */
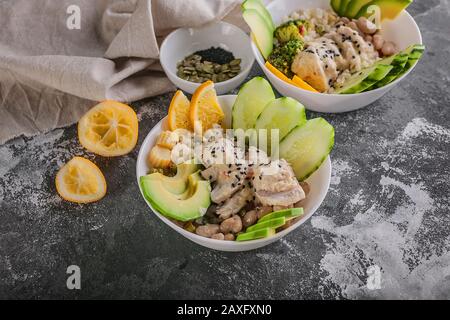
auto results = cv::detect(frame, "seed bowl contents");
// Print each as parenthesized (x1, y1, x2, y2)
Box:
(139, 78, 334, 242)
(177, 47, 242, 83)
(242, 0, 424, 94)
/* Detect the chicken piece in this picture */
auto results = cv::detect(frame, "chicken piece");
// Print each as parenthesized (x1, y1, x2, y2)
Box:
(253, 159, 305, 207)
(201, 164, 235, 182)
(210, 172, 243, 204)
(216, 187, 253, 220)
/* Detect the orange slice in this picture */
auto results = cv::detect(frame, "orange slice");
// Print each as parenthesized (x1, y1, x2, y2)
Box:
(190, 80, 225, 131)
(265, 61, 296, 85)
(55, 157, 107, 203)
(168, 90, 192, 131)
(78, 100, 138, 157)
(292, 75, 319, 93)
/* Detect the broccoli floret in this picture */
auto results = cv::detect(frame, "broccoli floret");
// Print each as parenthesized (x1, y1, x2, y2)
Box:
(268, 39, 304, 78)
(274, 19, 309, 43)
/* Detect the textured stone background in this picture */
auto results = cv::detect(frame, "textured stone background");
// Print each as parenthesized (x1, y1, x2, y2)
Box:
(0, 0, 449, 299)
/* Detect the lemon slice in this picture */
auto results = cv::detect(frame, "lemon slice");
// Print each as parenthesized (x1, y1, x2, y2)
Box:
(190, 80, 225, 131)
(55, 157, 107, 203)
(168, 90, 192, 131)
(78, 100, 138, 157)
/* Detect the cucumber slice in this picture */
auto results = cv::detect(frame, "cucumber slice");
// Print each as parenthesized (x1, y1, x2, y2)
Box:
(258, 207, 304, 223)
(246, 217, 286, 233)
(280, 118, 334, 181)
(330, 0, 342, 14)
(242, 0, 275, 31)
(232, 77, 275, 130)
(335, 64, 393, 94)
(236, 228, 276, 242)
(242, 9, 273, 59)
(255, 97, 306, 153)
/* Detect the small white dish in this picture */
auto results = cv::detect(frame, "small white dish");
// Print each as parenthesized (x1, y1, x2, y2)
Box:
(160, 22, 255, 95)
(136, 95, 332, 252)
(251, 0, 423, 113)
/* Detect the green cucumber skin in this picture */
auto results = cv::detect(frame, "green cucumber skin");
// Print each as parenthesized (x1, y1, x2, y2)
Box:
(342, 64, 393, 94)
(232, 77, 275, 130)
(255, 97, 307, 140)
(280, 118, 335, 181)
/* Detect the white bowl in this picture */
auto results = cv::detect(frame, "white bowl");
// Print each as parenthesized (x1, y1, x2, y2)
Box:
(251, 0, 423, 113)
(160, 22, 255, 95)
(136, 95, 332, 251)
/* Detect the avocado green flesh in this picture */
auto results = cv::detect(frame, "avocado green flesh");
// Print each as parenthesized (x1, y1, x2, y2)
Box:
(236, 228, 276, 241)
(339, 0, 351, 15)
(242, 0, 275, 31)
(280, 118, 335, 181)
(242, 9, 273, 59)
(370, 44, 425, 89)
(144, 162, 199, 194)
(246, 217, 286, 233)
(232, 77, 275, 130)
(337, 64, 393, 94)
(258, 207, 304, 223)
(330, 0, 342, 14)
(254, 97, 306, 154)
(370, 53, 409, 89)
(345, 0, 372, 18)
(356, 0, 413, 20)
(140, 177, 211, 222)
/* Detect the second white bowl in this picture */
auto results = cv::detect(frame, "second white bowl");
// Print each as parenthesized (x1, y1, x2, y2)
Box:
(252, 0, 423, 113)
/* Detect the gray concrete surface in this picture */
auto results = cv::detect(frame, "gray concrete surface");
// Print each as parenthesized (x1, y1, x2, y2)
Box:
(0, 1, 449, 299)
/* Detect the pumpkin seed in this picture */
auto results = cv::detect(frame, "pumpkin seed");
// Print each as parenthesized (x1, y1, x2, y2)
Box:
(230, 59, 241, 66)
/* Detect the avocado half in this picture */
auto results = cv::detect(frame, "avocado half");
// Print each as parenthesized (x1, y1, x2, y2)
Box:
(140, 172, 211, 222)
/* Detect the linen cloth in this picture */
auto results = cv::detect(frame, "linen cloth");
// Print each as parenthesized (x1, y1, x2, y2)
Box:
(0, 0, 241, 143)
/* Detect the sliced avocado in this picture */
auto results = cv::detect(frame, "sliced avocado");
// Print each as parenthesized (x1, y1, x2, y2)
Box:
(396, 44, 425, 78)
(339, 0, 352, 16)
(236, 228, 276, 242)
(356, 0, 412, 20)
(258, 207, 304, 223)
(177, 171, 203, 200)
(370, 53, 409, 89)
(144, 162, 199, 194)
(371, 44, 425, 89)
(242, 0, 275, 31)
(330, 0, 342, 14)
(246, 217, 286, 233)
(345, 0, 373, 18)
(243, 9, 273, 59)
(140, 177, 211, 222)
(335, 64, 393, 94)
